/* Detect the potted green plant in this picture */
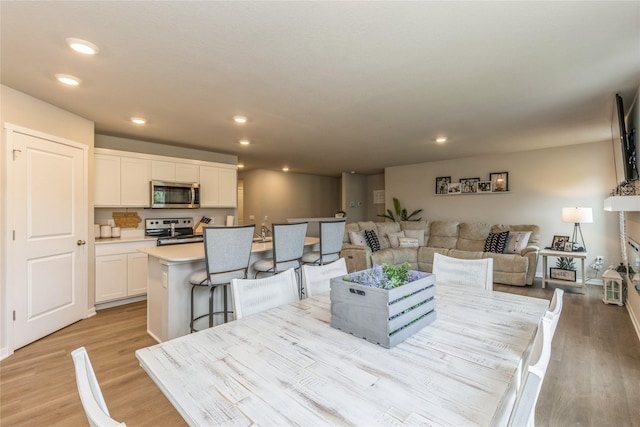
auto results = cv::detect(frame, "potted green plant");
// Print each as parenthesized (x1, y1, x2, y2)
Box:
(377, 197, 423, 222)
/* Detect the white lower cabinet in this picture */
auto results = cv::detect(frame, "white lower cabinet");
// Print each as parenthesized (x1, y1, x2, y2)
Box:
(95, 240, 156, 305)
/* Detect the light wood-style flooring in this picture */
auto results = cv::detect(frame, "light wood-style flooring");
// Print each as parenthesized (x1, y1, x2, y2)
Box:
(1, 282, 639, 427)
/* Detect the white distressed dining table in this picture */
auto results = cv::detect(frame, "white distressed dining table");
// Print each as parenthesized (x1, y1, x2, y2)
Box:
(136, 283, 549, 427)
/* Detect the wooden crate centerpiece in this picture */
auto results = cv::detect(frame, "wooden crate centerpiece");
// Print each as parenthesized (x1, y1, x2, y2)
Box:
(330, 263, 436, 348)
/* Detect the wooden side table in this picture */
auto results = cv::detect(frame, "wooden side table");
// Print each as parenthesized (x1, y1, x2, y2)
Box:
(540, 249, 587, 294)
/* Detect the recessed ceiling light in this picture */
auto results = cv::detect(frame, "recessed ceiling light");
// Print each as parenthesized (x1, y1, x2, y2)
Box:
(435, 136, 448, 144)
(233, 116, 247, 124)
(55, 74, 81, 86)
(65, 38, 99, 55)
(131, 117, 146, 125)
(237, 163, 244, 168)
(239, 139, 250, 146)
(282, 167, 289, 172)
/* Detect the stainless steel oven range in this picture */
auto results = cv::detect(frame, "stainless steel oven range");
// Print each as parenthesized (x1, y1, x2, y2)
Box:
(145, 217, 204, 246)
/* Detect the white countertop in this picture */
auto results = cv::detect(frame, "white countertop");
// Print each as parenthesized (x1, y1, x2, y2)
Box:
(139, 236, 320, 263)
(95, 235, 157, 245)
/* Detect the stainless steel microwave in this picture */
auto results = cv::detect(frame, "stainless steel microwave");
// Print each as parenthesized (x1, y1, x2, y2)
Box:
(150, 181, 200, 208)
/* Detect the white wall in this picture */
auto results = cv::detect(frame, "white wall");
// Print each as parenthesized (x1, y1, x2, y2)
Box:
(0, 85, 95, 358)
(385, 141, 620, 279)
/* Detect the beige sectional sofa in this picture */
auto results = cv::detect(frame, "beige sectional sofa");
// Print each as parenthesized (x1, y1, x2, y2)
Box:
(340, 220, 540, 286)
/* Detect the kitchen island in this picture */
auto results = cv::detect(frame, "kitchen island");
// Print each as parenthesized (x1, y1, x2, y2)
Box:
(139, 237, 319, 342)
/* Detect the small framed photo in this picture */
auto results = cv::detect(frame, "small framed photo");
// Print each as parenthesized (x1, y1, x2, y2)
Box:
(551, 235, 570, 251)
(460, 178, 480, 194)
(490, 172, 509, 192)
(435, 176, 451, 195)
(564, 241, 574, 252)
(550, 268, 576, 282)
(478, 181, 492, 193)
(448, 182, 461, 194)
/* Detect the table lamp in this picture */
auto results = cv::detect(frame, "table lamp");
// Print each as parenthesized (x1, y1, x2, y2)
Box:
(562, 207, 593, 252)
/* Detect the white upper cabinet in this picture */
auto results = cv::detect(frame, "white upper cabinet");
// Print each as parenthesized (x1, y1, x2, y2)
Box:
(95, 148, 235, 208)
(152, 160, 199, 183)
(175, 163, 199, 183)
(120, 157, 150, 206)
(95, 154, 121, 206)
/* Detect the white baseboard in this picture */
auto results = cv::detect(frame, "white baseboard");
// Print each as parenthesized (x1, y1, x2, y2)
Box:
(0, 346, 10, 361)
(86, 307, 97, 318)
(95, 295, 146, 310)
(627, 300, 640, 342)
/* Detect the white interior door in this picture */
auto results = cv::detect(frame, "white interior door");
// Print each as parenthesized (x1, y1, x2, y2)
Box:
(6, 125, 88, 350)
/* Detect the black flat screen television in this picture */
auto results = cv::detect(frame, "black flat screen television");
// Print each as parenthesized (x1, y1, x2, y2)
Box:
(614, 93, 638, 182)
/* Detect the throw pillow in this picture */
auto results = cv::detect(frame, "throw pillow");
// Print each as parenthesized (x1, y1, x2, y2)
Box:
(504, 231, 532, 254)
(388, 231, 405, 248)
(484, 231, 510, 253)
(349, 230, 367, 246)
(364, 230, 381, 252)
(403, 229, 425, 246)
(399, 237, 420, 248)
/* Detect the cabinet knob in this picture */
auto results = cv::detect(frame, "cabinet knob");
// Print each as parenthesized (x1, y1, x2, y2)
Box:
(77, 240, 86, 246)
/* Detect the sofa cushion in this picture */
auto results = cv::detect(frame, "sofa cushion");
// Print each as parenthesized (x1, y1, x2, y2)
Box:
(364, 229, 381, 252)
(504, 231, 532, 254)
(404, 229, 425, 246)
(349, 230, 367, 246)
(373, 221, 402, 250)
(399, 237, 419, 248)
(343, 222, 360, 243)
(492, 224, 540, 247)
(388, 231, 405, 248)
(484, 231, 510, 253)
(400, 221, 430, 245)
(428, 221, 459, 249)
(457, 223, 492, 251)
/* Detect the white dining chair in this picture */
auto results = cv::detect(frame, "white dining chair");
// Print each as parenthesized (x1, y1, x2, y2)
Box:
(301, 220, 346, 265)
(544, 288, 564, 338)
(188, 225, 255, 331)
(231, 268, 299, 320)
(509, 316, 553, 427)
(432, 253, 494, 290)
(71, 347, 126, 427)
(301, 257, 348, 297)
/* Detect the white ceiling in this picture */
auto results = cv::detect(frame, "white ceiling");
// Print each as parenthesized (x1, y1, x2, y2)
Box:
(2, 1, 639, 177)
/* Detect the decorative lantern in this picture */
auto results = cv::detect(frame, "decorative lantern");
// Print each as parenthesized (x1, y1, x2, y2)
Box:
(602, 266, 624, 306)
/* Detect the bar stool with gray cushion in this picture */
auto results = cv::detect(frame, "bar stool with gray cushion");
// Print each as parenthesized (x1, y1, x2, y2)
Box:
(252, 222, 308, 295)
(188, 225, 254, 332)
(301, 220, 346, 266)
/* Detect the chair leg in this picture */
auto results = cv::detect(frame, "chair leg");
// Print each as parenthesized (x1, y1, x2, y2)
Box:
(209, 286, 215, 328)
(223, 285, 229, 323)
(190, 285, 196, 333)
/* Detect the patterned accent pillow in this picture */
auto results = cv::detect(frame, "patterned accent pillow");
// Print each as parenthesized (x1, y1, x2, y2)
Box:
(364, 229, 381, 252)
(399, 237, 419, 248)
(484, 231, 510, 253)
(504, 231, 532, 254)
(349, 230, 367, 246)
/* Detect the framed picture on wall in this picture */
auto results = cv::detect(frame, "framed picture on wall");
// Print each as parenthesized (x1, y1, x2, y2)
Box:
(490, 172, 509, 191)
(478, 181, 492, 193)
(460, 178, 480, 193)
(435, 176, 451, 195)
(448, 182, 461, 194)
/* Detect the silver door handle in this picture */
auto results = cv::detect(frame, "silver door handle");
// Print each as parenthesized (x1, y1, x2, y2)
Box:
(77, 240, 86, 246)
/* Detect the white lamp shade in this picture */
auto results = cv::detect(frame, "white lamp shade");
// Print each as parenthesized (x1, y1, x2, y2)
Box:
(562, 207, 593, 224)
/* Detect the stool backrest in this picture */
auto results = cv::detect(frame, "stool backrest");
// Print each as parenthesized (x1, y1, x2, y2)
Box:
(319, 220, 346, 258)
(272, 222, 308, 263)
(203, 225, 255, 276)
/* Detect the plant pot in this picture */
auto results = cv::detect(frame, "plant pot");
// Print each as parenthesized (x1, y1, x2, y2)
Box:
(330, 270, 436, 348)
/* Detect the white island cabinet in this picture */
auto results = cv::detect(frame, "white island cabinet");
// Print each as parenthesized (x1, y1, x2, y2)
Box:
(139, 237, 319, 343)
